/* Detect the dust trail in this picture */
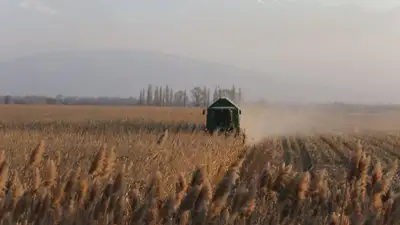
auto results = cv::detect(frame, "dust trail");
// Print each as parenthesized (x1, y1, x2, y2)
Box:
(240, 104, 400, 145)
(240, 105, 320, 144)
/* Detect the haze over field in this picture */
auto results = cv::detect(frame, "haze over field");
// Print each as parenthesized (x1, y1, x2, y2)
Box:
(1, 0, 399, 103)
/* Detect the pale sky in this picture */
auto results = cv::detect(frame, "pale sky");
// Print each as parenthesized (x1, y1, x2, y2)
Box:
(1, 0, 400, 103)
(1, 1, 399, 66)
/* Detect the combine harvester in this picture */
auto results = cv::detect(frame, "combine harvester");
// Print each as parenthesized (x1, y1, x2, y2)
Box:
(202, 97, 244, 136)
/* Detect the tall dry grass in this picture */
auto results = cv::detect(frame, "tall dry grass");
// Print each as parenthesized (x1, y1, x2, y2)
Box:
(1, 105, 400, 224)
(0, 138, 397, 224)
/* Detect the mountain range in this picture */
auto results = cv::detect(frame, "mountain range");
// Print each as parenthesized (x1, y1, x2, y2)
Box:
(0, 49, 373, 103)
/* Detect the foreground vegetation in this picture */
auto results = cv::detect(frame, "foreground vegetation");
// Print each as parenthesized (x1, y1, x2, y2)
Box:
(0, 105, 400, 224)
(1, 138, 400, 225)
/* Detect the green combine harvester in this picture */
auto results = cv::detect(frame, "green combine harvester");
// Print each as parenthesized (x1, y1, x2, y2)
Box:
(202, 97, 243, 136)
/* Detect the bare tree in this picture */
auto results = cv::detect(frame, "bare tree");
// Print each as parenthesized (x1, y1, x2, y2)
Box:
(146, 84, 153, 105)
(191, 86, 203, 107)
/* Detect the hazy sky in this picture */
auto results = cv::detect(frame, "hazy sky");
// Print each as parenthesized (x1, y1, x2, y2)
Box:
(2, 1, 399, 65)
(1, 0, 400, 103)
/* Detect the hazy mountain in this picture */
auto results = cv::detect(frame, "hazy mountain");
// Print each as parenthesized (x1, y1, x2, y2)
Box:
(0, 49, 374, 103)
(0, 50, 304, 101)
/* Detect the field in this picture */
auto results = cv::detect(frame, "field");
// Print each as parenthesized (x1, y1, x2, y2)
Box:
(1, 104, 400, 224)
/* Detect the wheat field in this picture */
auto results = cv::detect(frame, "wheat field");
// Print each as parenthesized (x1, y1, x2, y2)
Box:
(1, 104, 400, 224)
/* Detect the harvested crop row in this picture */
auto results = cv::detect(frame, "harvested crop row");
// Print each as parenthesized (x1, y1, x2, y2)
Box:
(319, 136, 349, 165)
(291, 137, 313, 172)
(304, 135, 336, 167)
(361, 135, 399, 164)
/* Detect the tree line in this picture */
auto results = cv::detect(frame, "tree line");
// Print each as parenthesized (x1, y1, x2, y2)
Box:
(137, 84, 243, 107)
(1, 85, 244, 107)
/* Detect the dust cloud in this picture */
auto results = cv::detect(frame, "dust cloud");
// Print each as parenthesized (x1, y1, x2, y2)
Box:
(240, 105, 320, 144)
(240, 104, 400, 145)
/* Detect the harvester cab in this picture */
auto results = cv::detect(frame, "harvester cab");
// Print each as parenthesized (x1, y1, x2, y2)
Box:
(202, 97, 242, 135)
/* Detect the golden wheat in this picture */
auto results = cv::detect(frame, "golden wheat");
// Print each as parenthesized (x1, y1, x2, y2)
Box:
(0, 105, 400, 224)
(0, 138, 395, 224)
